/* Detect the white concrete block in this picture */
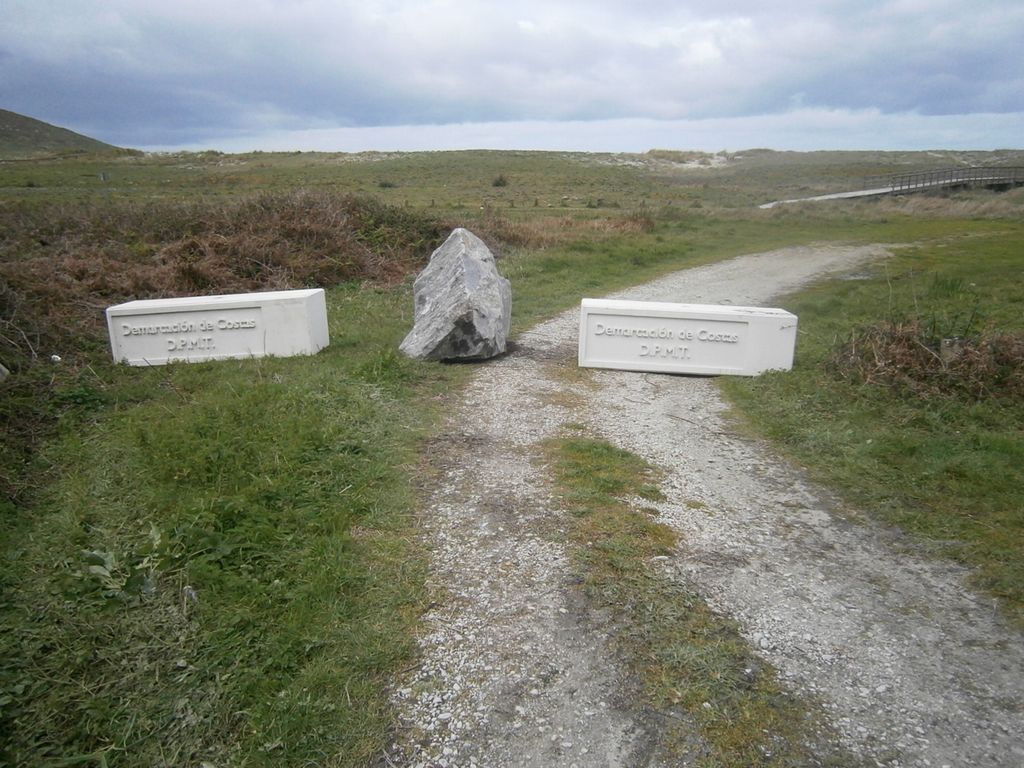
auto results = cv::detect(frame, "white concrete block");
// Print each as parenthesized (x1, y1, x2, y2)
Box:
(578, 298, 798, 377)
(106, 288, 329, 366)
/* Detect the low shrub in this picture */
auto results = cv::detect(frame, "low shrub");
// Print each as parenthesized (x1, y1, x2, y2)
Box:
(828, 321, 1024, 401)
(0, 190, 444, 369)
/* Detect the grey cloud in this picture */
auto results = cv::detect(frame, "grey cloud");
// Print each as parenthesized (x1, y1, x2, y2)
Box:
(1, 0, 1021, 148)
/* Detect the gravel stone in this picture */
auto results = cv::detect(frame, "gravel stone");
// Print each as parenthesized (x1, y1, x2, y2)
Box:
(383, 244, 1024, 768)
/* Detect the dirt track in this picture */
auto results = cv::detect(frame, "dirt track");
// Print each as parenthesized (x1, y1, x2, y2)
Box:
(384, 244, 1024, 767)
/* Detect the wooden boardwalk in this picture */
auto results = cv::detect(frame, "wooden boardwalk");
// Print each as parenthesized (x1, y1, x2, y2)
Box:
(760, 166, 1024, 209)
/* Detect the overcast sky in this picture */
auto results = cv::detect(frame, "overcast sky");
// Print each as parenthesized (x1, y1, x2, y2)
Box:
(3, 0, 1022, 153)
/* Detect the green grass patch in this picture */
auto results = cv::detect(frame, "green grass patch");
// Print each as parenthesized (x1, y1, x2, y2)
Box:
(0, 285, 461, 767)
(721, 223, 1024, 623)
(544, 435, 856, 766)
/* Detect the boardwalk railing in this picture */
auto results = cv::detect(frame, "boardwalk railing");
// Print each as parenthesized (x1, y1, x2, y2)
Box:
(760, 166, 1024, 209)
(868, 166, 1024, 194)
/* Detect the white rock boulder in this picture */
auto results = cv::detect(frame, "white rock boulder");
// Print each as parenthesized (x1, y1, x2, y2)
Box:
(399, 228, 511, 361)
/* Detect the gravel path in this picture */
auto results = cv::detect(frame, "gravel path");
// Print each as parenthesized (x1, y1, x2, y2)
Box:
(383, 244, 1024, 768)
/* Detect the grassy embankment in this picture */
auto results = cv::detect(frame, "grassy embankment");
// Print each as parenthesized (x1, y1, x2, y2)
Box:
(1, 149, 1021, 765)
(721, 223, 1024, 621)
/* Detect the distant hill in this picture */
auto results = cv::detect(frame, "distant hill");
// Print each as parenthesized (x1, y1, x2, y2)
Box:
(0, 109, 122, 159)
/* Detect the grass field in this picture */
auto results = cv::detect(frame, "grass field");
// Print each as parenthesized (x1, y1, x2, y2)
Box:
(1, 148, 1022, 765)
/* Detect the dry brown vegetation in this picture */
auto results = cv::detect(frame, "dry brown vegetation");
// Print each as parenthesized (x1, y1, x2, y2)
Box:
(0, 190, 446, 370)
(828, 321, 1024, 401)
(1, 192, 651, 372)
(475, 206, 656, 250)
(843, 187, 1024, 220)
